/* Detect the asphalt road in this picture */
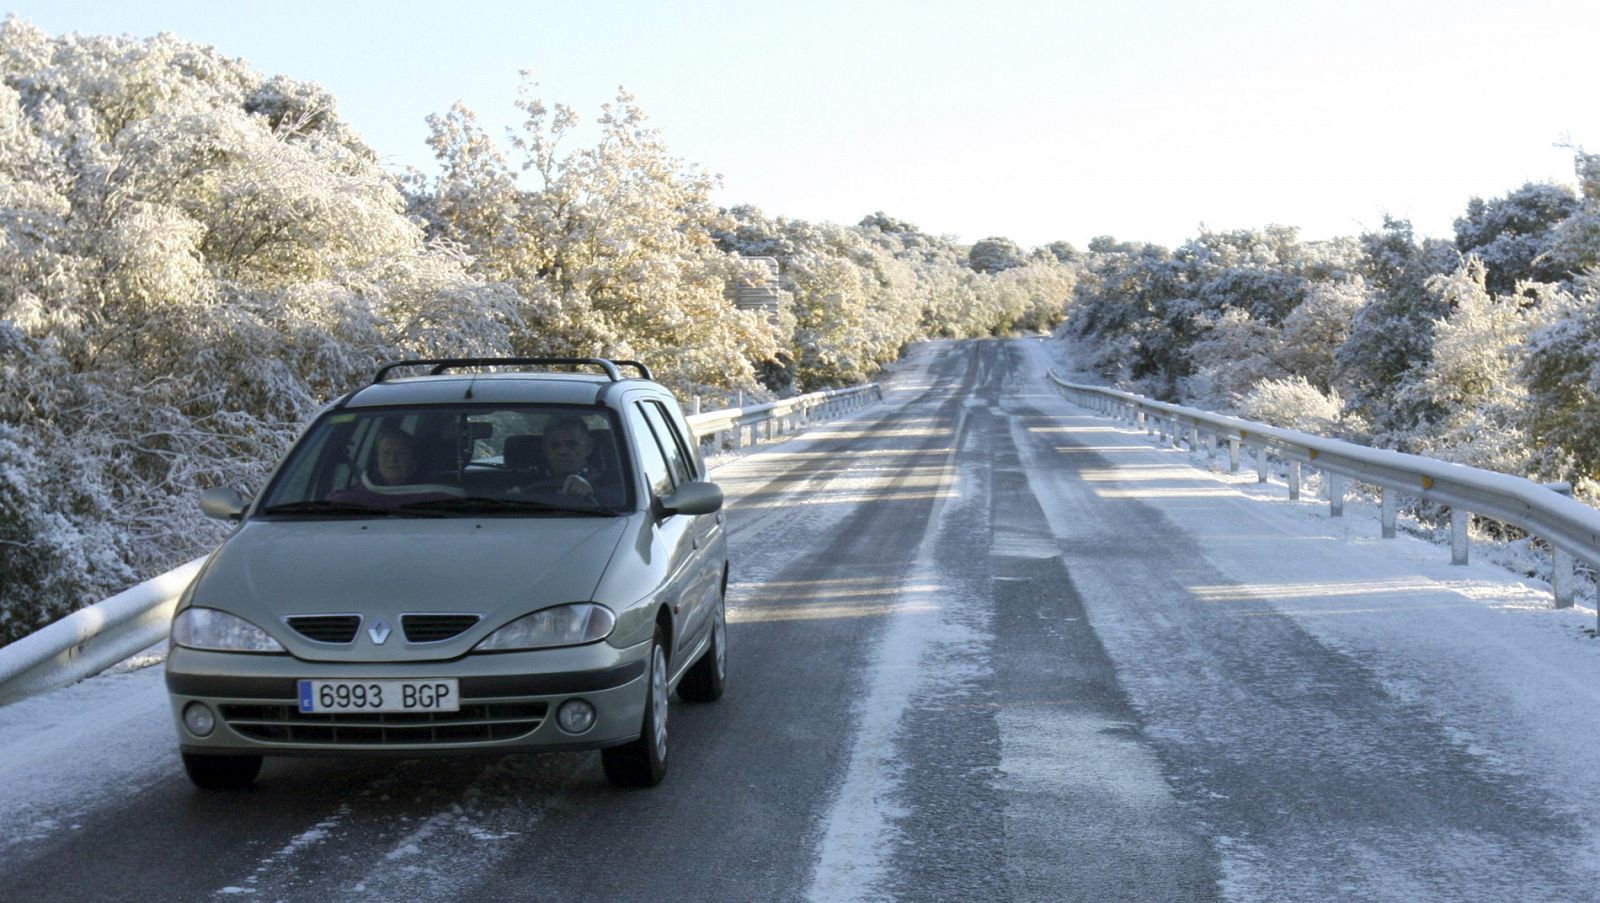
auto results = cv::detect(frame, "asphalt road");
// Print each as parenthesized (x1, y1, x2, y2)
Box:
(2, 338, 1594, 902)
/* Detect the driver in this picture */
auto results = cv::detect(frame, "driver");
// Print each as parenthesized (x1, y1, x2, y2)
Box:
(541, 415, 596, 500)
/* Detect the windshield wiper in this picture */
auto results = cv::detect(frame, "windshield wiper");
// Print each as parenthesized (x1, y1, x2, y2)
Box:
(397, 496, 619, 517)
(257, 500, 393, 517)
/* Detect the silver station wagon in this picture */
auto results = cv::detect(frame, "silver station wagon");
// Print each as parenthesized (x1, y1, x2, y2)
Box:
(165, 358, 728, 789)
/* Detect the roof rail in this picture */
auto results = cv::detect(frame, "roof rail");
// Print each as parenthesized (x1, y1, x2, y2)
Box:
(613, 360, 653, 381)
(371, 357, 648, 384)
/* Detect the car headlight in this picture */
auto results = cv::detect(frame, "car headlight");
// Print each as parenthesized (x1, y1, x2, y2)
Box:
(171, 607, 286, 653)
(473, 603, 615, 652)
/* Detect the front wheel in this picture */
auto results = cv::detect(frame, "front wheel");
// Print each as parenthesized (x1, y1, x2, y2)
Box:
(182, 752, 262, 790)
(601, 627, 669, 787)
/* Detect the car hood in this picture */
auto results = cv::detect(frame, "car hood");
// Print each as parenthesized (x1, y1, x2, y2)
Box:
(190, 516, 631, 662)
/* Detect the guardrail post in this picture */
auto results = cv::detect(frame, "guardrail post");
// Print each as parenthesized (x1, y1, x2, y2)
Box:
(1227, 438, 1241, 473)
(1539, 483, 1578, 608)
(1156, 418, 1167, 443)
(1450, 509, 1469, 565)
(1329, 473, 1345, 517)
(1288, 461, 1301, 500)
(1552, 546, 1575, 609)
(1204, 432, 1217, 465)
(1381, 487, 1396, 538)
(1136, 409, 1147, 431)
(1256, 449, 1269, 483)
(1187, 424, 1200, 451)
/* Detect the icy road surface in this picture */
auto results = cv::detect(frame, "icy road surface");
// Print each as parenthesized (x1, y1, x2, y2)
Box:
(3, 338, 1599, 901)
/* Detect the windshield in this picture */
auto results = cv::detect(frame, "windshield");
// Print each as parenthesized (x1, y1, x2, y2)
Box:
(256, 404, 633, 517)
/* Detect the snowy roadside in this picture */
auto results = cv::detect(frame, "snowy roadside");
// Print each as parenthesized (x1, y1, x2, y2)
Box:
(0, 665, 175, 855)
(1036, 332, 1595, 610)
(1019, 335, 1600, 886)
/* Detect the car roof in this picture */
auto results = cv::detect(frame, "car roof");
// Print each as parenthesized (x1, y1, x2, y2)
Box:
(335, 357, 671, 409)
(345, 373, 628, 408)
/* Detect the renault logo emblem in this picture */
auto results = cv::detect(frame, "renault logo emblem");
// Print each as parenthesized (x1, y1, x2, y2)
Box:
(368, 619, 392, 645)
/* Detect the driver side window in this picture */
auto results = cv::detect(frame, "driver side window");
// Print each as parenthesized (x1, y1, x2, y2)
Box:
(627, 404, 674, 498)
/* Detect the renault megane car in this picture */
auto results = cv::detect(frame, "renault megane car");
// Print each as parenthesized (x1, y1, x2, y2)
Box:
(165, 357, 728, 789)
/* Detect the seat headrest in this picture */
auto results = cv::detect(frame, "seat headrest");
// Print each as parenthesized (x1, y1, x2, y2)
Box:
(503, 434, 541, 470)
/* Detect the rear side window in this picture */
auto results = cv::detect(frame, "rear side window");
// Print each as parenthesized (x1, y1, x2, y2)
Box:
(627, 404, 674, 498)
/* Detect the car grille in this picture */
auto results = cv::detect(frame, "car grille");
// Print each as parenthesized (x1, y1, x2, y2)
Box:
(402, 613, 482, 643)
(284, 615, 361, 644)
(220, 702, 548, 745)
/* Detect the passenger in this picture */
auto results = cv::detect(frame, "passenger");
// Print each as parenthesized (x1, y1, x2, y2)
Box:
(541, 415, 596, 500)
(329, 427, 461, 509)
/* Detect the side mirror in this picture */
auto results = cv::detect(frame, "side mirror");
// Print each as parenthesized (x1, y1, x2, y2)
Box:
(658, 481, 723, 517)
(199, 487, 249, 521)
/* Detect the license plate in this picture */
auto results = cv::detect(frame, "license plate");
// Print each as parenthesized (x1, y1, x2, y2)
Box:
(297, 678, 460, 713)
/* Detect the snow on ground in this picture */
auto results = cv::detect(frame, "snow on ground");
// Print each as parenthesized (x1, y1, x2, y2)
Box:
(0, 665, 175, 855)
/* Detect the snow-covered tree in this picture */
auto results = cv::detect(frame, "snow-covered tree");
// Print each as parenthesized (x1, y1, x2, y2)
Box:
(413, 77, 782, 396)
(967, 236, 1025, 274)
(0, 18, 513, 642)
(1454, 182, 1578, 293)
(1522, 274, 1600, 481)
(1335, 217, 1458, 432)
(1391, 258, 1545, 472)
(1548, 150, 1600, 274)
(1241, 376, 1345, 433)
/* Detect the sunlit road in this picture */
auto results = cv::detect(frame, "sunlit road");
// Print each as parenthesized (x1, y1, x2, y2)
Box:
(4, 338, 1599, 902)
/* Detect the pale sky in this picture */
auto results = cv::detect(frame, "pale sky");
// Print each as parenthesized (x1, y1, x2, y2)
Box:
(8, 0, 1600, 249)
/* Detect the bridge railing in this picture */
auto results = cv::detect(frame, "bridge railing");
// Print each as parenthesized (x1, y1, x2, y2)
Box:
(0, 381, 884, 705)
(1047, 370, 1599, 615)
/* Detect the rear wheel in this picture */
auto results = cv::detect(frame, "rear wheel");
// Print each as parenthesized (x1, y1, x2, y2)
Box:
(678, 594, 726, 702)
(601, 627, 669, 787)
(182, 753, 262, 790)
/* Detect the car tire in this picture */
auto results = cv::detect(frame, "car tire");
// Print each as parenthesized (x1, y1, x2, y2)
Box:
(182, 753, 263, 790)
(601, 627, 669, 788)
(677, 594, 726, 703)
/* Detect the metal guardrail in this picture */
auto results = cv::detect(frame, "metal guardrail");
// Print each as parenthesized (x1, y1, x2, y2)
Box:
(0, 556, 206, 706)
(0, 382, 884, 705)
(687, 383, 882, 450)
(1047, 371, 1598, 615)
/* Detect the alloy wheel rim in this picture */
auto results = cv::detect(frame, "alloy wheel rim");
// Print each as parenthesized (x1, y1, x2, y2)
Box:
(651, 645, 668, 759)
(714, 605, 727, 679)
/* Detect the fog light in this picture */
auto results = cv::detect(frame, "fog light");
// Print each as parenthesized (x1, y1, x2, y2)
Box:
(556, 699, 596, 734)
(183, 702, 216, 737)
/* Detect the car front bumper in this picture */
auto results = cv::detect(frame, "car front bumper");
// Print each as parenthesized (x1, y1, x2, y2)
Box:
(165, 639, 650, 757)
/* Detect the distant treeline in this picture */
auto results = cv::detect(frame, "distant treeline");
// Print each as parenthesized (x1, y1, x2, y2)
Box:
(1063, 180, 1600, 493)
